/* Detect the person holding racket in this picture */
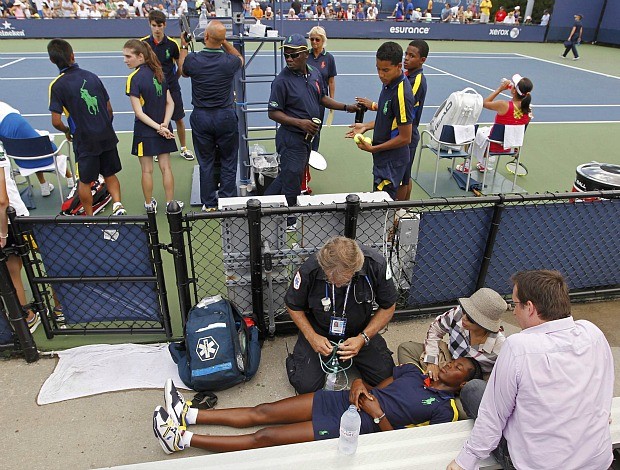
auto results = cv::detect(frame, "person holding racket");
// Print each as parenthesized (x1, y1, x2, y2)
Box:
(476, 74, 533, 173)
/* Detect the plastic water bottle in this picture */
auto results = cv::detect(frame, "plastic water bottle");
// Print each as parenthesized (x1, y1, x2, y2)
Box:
(338, 405, 361, 455)
(487, 155, 496, 171)
(324, 372, 337, 391)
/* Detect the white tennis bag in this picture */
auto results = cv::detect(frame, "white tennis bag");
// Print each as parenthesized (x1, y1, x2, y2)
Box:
(428, 87, 483, 150)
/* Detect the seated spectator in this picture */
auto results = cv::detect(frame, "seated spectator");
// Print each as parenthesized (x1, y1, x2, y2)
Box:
(523, 15, 531, 25)
(133, 0, 144, 16)
(12, 0, 27, 18)
(410, 6, 421, 21)
(513, 5, 520, 23)
(89, 4, 101, 16)
(153, 359, 483, 454)
(463, 4, 473, 23)
(457, 5, 464, 23)
(494, 5, 505, 23)
(355, 2, 364, 19)
(304, 5, 314, 19)
(314, 4, 323, 18)
(398, 288, 507, 379)
(264, 4, 272, 18)
(287, 7, 296, 18)
(440, 2, 452, 22)
(423, 10, 431, 21)
(251, 3, 262, 19)
(503, 11, 515, 24)
(76, 3, 89, 17)
(540, 9, 550, 26)
(42, 2, 53, 16)
(116, 1, 128, 17)
(366, 2, 376, 20)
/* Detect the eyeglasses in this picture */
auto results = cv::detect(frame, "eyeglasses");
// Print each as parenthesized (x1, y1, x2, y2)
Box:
(283, 51, 304, 59)
(309, 37, 322, 42)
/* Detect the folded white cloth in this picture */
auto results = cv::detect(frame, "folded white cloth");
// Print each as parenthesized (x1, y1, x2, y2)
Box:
(37, 343, 187, 405)
(502, 124, 525, 149)
(452, 124, 476, 144)
(472, 126, 491, 163)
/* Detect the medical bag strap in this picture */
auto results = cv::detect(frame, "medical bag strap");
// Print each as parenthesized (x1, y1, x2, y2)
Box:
(191, 391, 218, 410)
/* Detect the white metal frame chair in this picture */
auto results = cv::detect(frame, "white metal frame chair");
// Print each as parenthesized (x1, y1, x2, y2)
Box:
(0, 135, 75, 204)
(480, 123, 526, 193)
(414, 124, 476, 195)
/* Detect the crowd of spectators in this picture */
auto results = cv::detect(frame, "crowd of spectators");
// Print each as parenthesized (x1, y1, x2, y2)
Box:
(0, 0, 551, 25)
(0, 0, 193, 18)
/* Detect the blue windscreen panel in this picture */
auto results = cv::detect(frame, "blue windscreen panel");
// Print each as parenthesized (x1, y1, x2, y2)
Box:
(485, 200, 620, 294)
(33, 224, 160, 324)
(408, 207, 494, 306)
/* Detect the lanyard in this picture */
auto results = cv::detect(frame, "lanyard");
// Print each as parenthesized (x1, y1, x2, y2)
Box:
(325, 282, 351, 318)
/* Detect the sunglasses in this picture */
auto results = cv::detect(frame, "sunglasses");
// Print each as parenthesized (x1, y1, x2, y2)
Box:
(283, 51, 304, 59)
(309, 37, 322, 42)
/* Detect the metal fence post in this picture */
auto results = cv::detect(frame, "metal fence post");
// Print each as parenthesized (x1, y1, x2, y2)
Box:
(247, 199, 266, 337)
(0, 248, 38, 363)
(147, 208, 172, 337)
(344, 194, 361, 240)
(167, 202, 192, 327)
(476, 196, 505, 290)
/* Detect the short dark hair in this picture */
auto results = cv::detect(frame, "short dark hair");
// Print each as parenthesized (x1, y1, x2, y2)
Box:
(376, 41, 403, 65)
(47, 38, 73, 70)
(409, 39, 429, 58)
(463, 357, 483, 381)
(511, 270, 571, 321)
(148, 9, 166, 24)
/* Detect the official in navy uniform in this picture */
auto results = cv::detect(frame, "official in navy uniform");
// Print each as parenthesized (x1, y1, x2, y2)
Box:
(285, 236, 397, 394)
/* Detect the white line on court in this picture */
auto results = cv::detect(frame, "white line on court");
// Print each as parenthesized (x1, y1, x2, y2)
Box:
(514, 53, 620, 80)
(0, 57, 25, 68)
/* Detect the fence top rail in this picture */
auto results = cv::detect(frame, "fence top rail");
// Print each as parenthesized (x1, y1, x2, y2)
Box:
(13, 213, 149, 225)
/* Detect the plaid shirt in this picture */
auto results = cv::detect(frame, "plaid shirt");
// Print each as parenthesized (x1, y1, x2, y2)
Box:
(423, 305, 505, 374)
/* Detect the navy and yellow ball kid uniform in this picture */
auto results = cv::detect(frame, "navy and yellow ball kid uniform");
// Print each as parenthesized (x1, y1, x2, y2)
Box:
(312, 363, 459, 440)
(306, 50, 337, 151)
(48, 63, 121, 183)
(403, 68, 427, 185)
(141, 35, 185, 121)
(126, 64, 178, 157)
(371, 73, 415, 199)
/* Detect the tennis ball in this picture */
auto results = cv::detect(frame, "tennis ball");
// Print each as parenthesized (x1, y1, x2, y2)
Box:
(354, 133, 364, 144)
(364, 136, 372, 144)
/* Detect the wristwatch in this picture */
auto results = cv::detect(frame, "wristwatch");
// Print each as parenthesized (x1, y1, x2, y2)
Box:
(373, 413, 385, 424)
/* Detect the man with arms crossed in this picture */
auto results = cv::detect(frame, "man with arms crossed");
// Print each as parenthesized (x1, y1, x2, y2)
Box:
(447, 270, 613, 470)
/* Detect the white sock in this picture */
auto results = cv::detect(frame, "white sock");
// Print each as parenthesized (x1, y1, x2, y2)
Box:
(185, 407, 198, 425)
(180, 429, 193, 448)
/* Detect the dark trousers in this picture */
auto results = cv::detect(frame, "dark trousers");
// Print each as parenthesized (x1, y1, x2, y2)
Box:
(460, 379, 515, 469)
(286, 331, 394, 394)
(190, 107, 239, 208)
(563, 42, 579, 58)
(264, 127, 310, 208)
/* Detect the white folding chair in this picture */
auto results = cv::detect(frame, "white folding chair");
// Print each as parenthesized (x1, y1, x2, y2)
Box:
(414, 124, 476, 195)
(480, 124, 526, 193)
(0, 135, 75, 205)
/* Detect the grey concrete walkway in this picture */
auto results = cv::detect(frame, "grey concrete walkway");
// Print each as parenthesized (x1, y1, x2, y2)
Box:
(1, 300, 619, 470)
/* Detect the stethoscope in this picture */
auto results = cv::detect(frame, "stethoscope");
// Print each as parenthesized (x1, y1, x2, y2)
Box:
(321, 275, 375, 314)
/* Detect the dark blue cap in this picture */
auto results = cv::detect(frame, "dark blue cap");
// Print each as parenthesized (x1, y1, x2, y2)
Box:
(280, 34, 309, 50)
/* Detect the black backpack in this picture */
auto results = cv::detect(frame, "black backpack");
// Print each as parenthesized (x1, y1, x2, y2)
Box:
(169, 297, 261, 392)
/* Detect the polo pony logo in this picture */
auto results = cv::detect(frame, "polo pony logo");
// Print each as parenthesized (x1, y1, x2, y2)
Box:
(153, 77, 163, 97)
(80, 80, 99, 115)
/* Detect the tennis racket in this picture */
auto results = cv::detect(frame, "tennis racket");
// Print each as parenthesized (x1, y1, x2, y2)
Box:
(505, 158, 528, 176)
(179, 14, 194, 52)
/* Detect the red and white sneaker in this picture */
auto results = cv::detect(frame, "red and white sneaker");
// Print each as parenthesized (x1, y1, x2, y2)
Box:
(476, 162, 486, 173)
(455, 163, 470, 174)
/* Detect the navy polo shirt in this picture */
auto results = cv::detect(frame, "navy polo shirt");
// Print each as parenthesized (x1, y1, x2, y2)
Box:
(182, 47, 243, 109)
(285, 244, 397, 339)
(268, 65, 326, 136)
(372, 363, 458, 427)
(48, 63, 118, 158)
(372, 73, 414, 163)
(407, 67, 427, 148)
(306, 49, 337, 90)
(126, 64, 170, 138)
(141, 35, 181, 92)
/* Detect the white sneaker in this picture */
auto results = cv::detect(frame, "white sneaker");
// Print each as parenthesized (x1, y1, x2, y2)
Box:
(180, 148, 195, 161)
(40, 182, 54, 197)
(144, 198, 158, 214)
(573, 57, 580, 61)
(112, 202, 127, 215)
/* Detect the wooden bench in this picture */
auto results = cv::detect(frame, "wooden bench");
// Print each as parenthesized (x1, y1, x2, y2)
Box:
(110, 396, 620, 469)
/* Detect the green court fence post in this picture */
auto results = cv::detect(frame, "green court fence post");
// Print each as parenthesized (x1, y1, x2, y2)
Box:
(476, 195, 505, 290)
(146, 207, 172, 338)
(247, 198, 266, 338)
(0, 236, 39, 363)
(344, 194, 361, 240)
(167, 202, 192, 327)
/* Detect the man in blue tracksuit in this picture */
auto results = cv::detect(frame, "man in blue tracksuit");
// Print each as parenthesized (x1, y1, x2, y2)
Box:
(265, 34, 357, 229)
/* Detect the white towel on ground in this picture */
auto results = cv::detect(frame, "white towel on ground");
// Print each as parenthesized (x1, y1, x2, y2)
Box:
(452, 124, 476, 144)
(502, 125, 525, 149)
(37, 343, 187, 405)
